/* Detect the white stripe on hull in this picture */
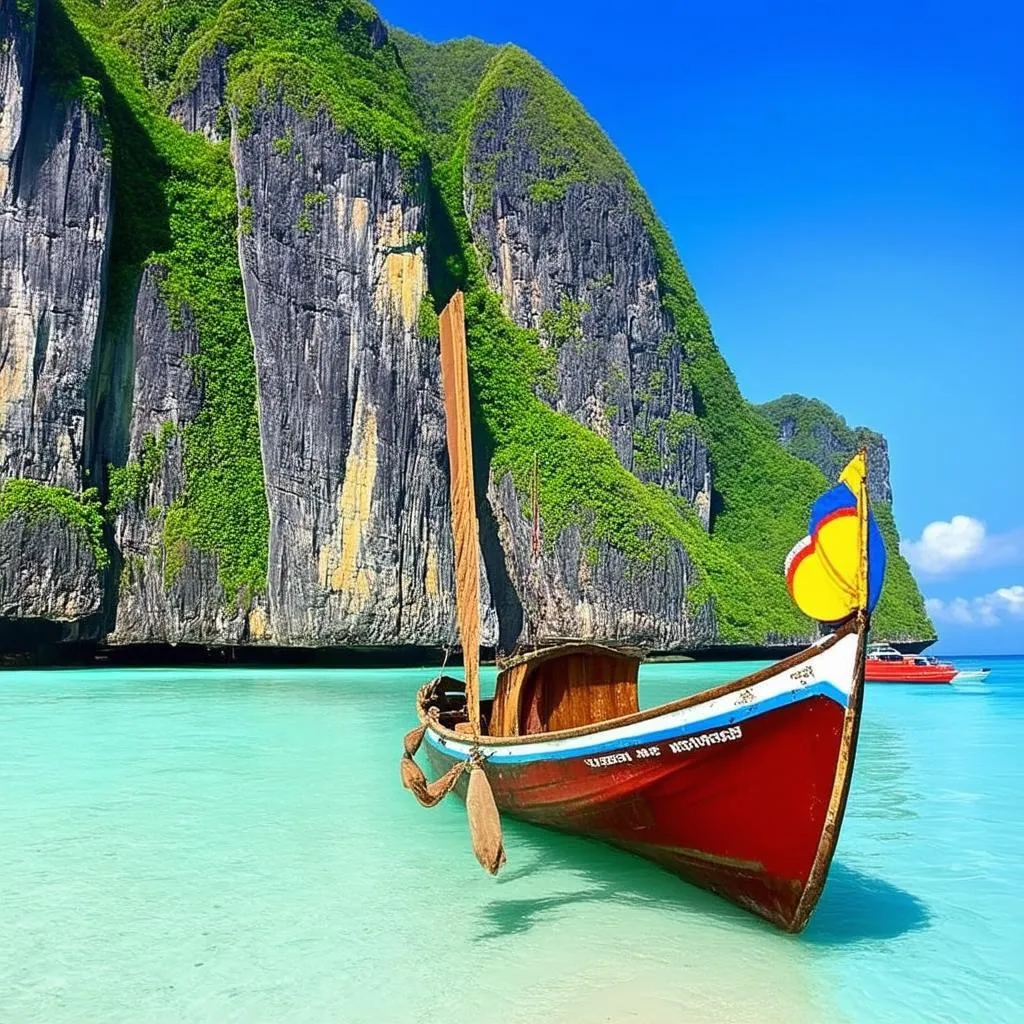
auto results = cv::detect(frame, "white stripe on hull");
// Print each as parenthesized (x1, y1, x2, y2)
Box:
(429, 632, 859, 762)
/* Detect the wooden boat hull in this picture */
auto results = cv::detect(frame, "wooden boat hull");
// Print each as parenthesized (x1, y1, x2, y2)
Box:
(420, 625, 865, 933)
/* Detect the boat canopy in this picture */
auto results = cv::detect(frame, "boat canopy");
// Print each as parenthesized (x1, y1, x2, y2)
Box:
(866, 642, 901, 657)
(489, 642, 642, 737)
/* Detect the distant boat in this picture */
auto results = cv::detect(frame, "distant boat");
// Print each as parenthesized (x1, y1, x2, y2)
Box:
(400, 291, 889, 934)
(954, 667, 991, 683)
(865, 643, 957, 683)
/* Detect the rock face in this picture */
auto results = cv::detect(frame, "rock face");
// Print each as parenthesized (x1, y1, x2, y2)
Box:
(0, 88, 111, 488)
(232, 101, 488, 646)
(758, 395, 893, 503)
(168, 43, 229, 141)
(0, 2, 111, 636)
(463, 82, 713, 649)
(486, 474, 713, 650)
(109, 267, 270, 644)
(0, 510, 103, 638)
(0, 0, 35, 200)
(466, 87, 712, 525)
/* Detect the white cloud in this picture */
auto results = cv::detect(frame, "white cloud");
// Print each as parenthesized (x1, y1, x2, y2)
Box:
(926, 586, 1024, 628)
(901, 516, 1024, 576)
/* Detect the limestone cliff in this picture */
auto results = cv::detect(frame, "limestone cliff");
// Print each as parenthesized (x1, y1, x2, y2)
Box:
(466, 89, 711, 522)
(0, 0, 935, 656)
(757, 394, 934, 643)
(458, 65, 714, 649)
(167, 42, 229, 142)
(0, 0, 34, 201)
(485, 473, 714, 650)
(232, 100, 483, 646)
(108, 267, 268, 644)
(757, 394, 892, 503)
(0, 0, 110, 641)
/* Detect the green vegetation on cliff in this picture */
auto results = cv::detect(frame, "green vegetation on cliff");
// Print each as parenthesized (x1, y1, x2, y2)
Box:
(871, 504, 935, 640)
(115, 0, 222, 95)
(107, 421, 178, 513)
(466, 46, 631, 213)
(757, 394, 885, 484)
(41, 0, 268, 601)
(755, 393, 934, 640)
(176, 0, 424, 162)
(0, 480, 108, 568)
(390, 29, 496, 155)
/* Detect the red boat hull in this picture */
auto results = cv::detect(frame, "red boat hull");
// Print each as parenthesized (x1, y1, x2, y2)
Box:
(865, 661, 956, 683)
(420, 626, 865, 932)
(427, 695, 848, 929)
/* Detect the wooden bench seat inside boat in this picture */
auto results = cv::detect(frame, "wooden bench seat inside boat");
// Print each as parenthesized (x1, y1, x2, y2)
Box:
(489, 644, 641, 737)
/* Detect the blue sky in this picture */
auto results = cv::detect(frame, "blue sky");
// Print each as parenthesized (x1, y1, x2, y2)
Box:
(379, 0, 1023, 653)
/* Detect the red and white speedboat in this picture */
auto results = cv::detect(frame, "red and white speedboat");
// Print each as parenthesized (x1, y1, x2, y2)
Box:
(865, 643, 957, 683)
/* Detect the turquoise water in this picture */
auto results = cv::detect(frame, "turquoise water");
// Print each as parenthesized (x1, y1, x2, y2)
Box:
(1, 656, 1021, 1022)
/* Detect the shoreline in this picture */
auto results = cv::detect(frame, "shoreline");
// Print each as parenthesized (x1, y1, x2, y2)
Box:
(0, 636, 936, 670)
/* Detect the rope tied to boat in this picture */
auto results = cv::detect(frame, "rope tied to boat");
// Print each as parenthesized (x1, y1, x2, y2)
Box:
(399, 722, 468, 808)
(399, 718, 506, 875)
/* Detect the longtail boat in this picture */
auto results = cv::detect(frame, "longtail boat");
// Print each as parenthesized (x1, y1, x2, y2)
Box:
(401, 292, 888, 933)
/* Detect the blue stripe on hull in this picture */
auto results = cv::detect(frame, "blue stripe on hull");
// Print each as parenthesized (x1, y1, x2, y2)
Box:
(426, 680, 848, 764)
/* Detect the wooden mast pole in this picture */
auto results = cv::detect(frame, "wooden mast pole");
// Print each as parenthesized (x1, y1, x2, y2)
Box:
(438, 292, 481, 734)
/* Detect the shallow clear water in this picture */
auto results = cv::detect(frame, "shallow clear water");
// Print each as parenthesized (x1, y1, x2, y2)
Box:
(1, 655, 1021, 1023)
